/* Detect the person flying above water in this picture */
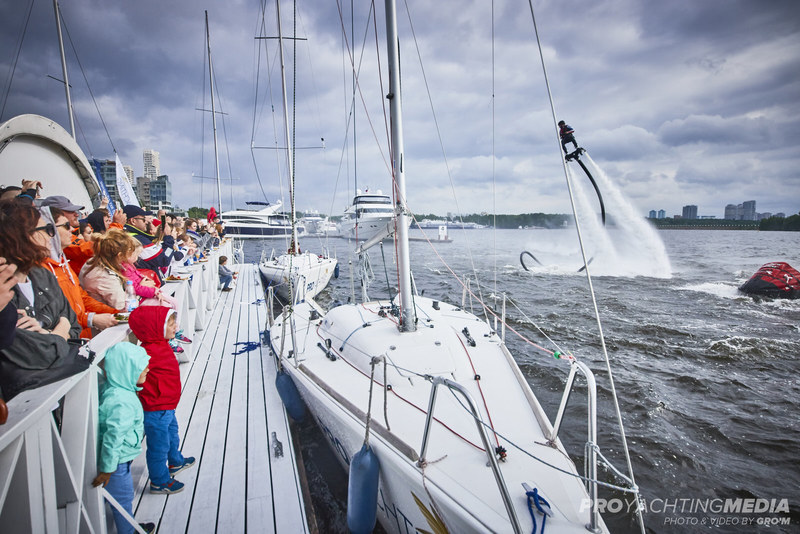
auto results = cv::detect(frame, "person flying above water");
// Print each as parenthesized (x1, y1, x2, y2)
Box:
(558, 120, 578, 154)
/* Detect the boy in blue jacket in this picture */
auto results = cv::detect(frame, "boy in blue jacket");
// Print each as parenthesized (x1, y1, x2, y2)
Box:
(92, 342, 155, 534)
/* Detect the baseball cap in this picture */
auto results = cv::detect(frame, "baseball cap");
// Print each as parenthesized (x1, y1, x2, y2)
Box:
(41, 195, 84, 212)
(122, 205, 154, 219)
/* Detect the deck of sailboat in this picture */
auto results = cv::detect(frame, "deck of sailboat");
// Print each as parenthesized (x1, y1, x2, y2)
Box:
(130, 262, 310, 533)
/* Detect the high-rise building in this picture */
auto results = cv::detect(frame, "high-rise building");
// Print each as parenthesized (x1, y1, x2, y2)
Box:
(148, 174, 173, 212)
(136, 176, 151, 207)
(682, 205, 698, 219)
(143, 149, 160, 180)
(741, 200, 756, 221)
(648, 210, 657, 218)
(657, 209, 666, 219)
(124, 165, 134, 184)
(724, 200, 757, 220)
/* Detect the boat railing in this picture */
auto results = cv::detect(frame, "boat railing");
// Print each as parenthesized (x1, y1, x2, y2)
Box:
(0, 241, 233, 532)
(548, 359, 600, 532)
(417, 376, 523, 534)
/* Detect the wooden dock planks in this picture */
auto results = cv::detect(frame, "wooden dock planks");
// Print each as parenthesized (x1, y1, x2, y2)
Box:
(130, 263, 309, 533)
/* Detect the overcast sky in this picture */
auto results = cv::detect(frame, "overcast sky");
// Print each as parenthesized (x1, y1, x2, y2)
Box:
(1, 0, 798, 218)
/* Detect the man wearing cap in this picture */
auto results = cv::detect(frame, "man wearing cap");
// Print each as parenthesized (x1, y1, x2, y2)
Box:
(41, 195, 94, 272)
(41, 195, 84, 229)
(123, 205, 181, 281)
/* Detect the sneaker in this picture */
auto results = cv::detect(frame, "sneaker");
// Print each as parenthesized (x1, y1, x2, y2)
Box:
(169, 456, 196, 477)
(139, 522, 156, 534)
(175, 330, 193, 344)
(172, 345, 185, 355)
(149, 478, 184, 494)
(221, 287, 233, 292)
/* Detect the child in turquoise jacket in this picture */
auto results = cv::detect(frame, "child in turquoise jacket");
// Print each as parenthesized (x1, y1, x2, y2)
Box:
(92, 342, 154, 534)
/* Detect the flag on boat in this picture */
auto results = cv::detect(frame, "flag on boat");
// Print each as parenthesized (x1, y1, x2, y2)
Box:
(116, 153, 139, 207)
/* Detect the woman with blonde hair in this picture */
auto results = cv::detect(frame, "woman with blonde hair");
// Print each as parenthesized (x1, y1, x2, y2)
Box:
(79, 228, 138, 309)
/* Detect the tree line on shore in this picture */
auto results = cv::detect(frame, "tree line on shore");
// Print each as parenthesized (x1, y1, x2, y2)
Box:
(184, 206, 798, 232)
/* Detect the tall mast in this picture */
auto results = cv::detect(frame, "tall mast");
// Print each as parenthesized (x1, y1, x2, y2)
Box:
(384, 0, 415, 332)
(275, 0, 298, 253)
(53, 0, 75, 139)
(205, 11, 223, 215)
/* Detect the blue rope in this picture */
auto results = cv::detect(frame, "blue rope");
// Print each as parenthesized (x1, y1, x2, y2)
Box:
(525, 487, 551, 534)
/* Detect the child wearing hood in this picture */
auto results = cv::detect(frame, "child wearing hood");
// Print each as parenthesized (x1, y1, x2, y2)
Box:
(92, 342, 155, 534)
(128, 305, 195, 494)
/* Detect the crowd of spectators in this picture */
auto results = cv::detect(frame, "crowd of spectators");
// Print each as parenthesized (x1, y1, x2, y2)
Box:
(0, 179, 231, 531)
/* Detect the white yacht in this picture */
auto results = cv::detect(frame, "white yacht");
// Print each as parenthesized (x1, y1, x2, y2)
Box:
(221, 200, 303, 238)
(300, 213, 339, 236)
(338, 189, 395, 240)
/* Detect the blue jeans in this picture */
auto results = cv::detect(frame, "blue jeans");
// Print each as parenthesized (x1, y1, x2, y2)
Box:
(143, 409, 185, 485)
(105, 461, 135, 534)
(220, 273, 233, 289)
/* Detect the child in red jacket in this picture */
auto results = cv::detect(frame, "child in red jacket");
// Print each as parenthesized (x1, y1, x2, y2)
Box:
(128, 306, 195, 494)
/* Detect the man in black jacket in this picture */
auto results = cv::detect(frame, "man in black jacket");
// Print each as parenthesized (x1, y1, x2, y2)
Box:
(122, 205, 183, 281)
(558, 120, 578, 154)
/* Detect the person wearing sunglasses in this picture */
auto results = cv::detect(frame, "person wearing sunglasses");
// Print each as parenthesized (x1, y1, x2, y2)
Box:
(39, 206, 119, 339)
(0, 199, 81, 381)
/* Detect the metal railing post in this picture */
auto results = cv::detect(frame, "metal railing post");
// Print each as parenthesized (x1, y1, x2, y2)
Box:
(547, 360, 600, 532)
(501, 293, 506, 342)
(417, 377, 522, 534)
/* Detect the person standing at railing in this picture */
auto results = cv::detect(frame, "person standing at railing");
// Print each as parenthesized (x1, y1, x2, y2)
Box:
(128, 306, 195, 494)
(39, 206, 119, 338)
(0, 199, 82, 399)
(80, 229, 140, 310)
(92, 342, 155, 534)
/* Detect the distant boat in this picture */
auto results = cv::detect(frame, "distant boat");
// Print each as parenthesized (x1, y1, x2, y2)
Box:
(300, 213, 339, 236)
(221, 200, 300, 238)
(338, 189, 395, 239)
(416, 219, 486, 229)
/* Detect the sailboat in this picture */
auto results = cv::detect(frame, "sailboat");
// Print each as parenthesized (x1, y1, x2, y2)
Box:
(256, 0, 337, 304)
(268, 1, 645, 533)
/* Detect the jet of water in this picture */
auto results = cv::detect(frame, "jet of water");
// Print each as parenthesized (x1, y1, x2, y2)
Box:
(524, 153, 672, 278)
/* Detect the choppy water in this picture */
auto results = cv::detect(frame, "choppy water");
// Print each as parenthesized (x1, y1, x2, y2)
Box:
(244, 228, 800, 533)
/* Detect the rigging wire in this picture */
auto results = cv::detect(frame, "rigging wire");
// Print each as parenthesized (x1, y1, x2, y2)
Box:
(398, 0, 484, 301)
(0, 0, 35, 122)
(525, 1, 646, 531)
(491, 0, 498, 306)
(252, 0, 288, 215)
(60, 10, 116, 154)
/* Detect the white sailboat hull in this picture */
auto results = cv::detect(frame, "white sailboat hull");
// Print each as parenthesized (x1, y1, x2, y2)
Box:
(259, 252, 337, 303)
(269, 298, 608, 533)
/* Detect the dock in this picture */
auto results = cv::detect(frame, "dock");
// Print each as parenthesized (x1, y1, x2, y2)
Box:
(0, 246, 312, 533)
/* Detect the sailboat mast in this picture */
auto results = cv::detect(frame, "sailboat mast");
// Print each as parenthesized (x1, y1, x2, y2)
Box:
(52, 0, 75, 139)
(275, 0, 298, 253)
(205, 11, 223, 215)
(384, 0, 415, 332)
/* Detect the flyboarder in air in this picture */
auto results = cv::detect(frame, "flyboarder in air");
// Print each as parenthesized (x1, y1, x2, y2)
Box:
(558, 120, 578, 154)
